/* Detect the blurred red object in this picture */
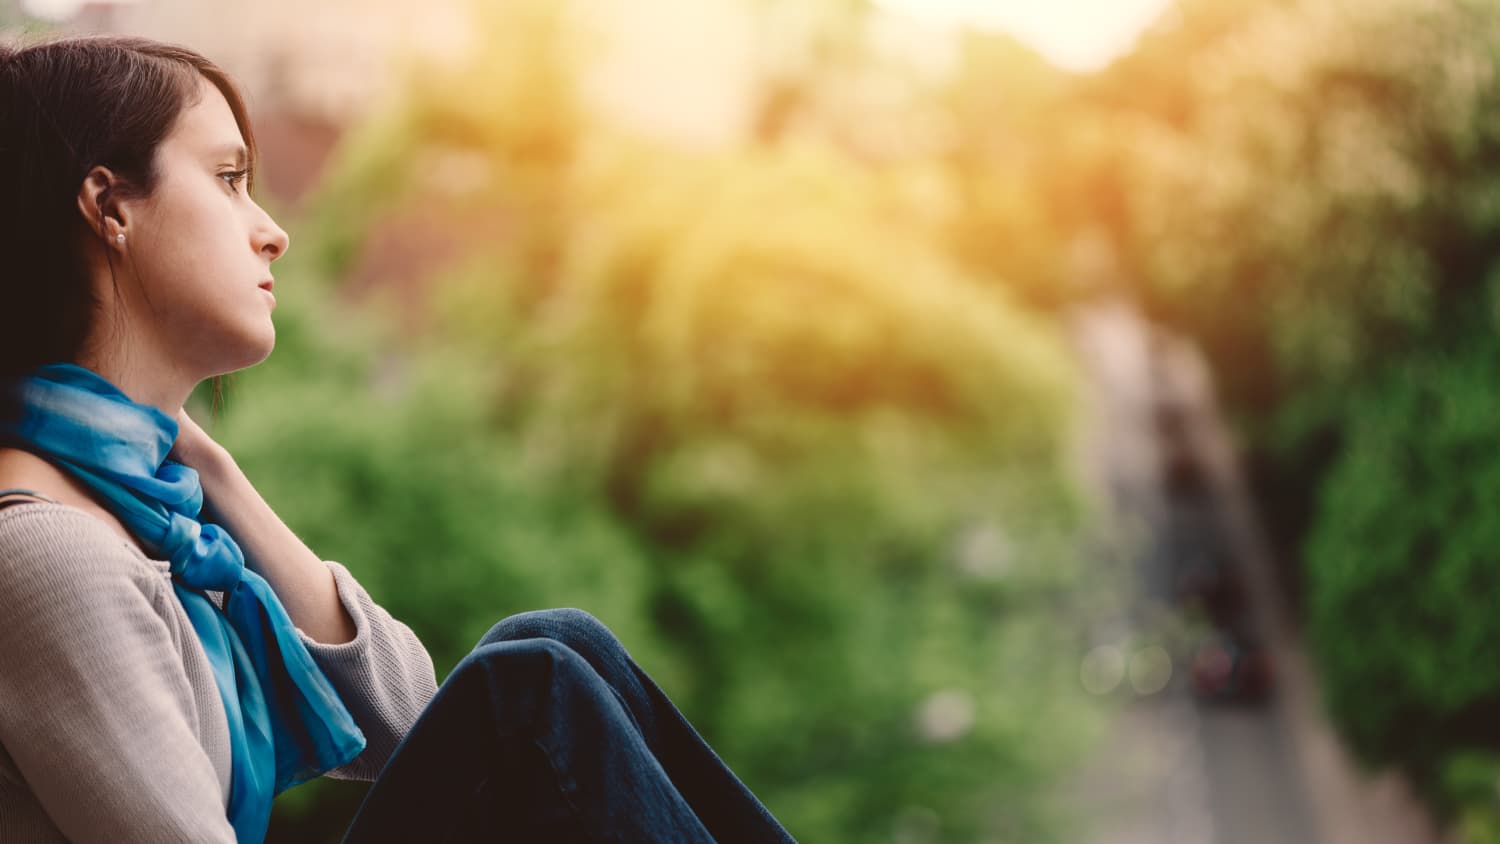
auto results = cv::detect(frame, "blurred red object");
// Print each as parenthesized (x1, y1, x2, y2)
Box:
(1190, 634, 1273, 703)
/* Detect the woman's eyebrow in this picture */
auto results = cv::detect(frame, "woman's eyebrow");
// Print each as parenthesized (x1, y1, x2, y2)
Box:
(206, 142, 248, 166)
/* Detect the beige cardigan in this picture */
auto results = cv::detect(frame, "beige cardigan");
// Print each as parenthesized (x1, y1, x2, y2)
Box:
(0, 502, 441, 843)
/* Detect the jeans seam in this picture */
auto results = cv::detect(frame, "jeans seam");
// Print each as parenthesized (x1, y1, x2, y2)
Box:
(526, 733, 618, 844)
(437, 773, 495, 844)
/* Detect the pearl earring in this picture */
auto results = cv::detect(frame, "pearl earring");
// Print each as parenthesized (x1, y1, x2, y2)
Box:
(116, 234, 125, 244)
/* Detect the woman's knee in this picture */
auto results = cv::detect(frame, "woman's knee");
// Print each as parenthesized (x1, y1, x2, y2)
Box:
(479, 607, 620, 656)
(452, 636, 612, 716)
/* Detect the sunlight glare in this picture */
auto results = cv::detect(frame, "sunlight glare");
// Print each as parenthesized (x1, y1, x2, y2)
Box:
(872, 0, 1173, 73)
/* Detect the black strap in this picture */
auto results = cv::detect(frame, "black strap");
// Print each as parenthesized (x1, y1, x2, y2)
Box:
(0, 488, 61, 511)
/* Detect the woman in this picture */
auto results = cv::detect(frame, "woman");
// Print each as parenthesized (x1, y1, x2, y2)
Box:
(0, 34, 796, 844)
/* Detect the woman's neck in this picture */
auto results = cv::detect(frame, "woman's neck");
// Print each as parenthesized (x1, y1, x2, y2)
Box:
(72, 344, 196, 419)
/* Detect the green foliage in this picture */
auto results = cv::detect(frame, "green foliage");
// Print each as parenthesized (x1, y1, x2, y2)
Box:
(187, 0, 1500, 836)
(210, 3, 1107, 841)
(1445, 752, 1500, 844)
(226, 243, 1095, 843)
(1107, 0, 1500, 406)
(204, 260, 676, 837)
(1307, 329, 1500, 778)
(1066, 0, 1500, 835)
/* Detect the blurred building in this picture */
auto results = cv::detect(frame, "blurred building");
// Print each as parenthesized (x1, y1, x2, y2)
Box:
(36, 0, 760, 201)
(104, 0, 469, 121)
(93, 0, 757, 137)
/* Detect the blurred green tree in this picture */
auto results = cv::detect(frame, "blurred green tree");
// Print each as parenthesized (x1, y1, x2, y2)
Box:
(220, 1, 1106, 841)
(1068, 0, 1500, 830)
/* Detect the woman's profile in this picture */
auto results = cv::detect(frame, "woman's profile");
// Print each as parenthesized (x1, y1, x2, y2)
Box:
(0, 33, 796, 844)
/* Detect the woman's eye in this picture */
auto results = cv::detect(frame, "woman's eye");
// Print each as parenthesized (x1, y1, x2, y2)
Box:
(219, 169, 249, 193)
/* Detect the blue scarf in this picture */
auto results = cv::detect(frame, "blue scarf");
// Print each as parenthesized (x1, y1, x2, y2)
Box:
(0, 363, 365, 843)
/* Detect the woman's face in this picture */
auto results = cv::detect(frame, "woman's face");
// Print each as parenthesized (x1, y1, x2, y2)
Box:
(114, 75, 289, 379)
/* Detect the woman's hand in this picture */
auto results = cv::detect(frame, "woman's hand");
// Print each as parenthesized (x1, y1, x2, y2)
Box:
(166, 405, 357, 644)
(168, 407, 230, 470)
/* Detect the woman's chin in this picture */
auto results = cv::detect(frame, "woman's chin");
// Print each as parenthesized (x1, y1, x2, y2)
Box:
(213, 326, 277, 374)
(246, 331, 276, 369)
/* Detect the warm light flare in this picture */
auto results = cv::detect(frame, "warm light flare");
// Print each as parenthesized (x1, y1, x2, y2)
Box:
(873, 0, 1173, 72)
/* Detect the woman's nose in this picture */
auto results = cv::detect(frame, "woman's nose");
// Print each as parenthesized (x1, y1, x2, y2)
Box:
(258, 218, 290, 261)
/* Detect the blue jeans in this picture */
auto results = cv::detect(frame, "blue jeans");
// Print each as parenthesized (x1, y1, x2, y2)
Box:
(340, 609, 798, 843)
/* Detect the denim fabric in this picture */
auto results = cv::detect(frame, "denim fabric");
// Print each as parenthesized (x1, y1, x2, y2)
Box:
(341, 609, 797, 843)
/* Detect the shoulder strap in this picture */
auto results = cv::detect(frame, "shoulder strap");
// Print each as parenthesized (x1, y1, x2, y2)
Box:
(0, 488, 62, 512)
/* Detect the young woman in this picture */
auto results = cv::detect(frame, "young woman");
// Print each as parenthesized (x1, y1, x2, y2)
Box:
(0, 34, 796, 844)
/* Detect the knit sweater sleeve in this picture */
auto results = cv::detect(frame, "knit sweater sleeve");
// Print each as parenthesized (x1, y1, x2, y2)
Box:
(0, 508, 237, 843)
(291, 560, 439, 782)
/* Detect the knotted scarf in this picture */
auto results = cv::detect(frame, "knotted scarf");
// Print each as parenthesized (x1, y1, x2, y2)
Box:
(0, 362, 366, 843)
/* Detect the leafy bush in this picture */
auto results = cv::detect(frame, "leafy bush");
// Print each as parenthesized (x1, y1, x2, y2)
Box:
(201, 258, 673, 838)
(204, 3, 1107, 840)
(1307, 327, 1500, 781)
(1026, 0, 1500, 834)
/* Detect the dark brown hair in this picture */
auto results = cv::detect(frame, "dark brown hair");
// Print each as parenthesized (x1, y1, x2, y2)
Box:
(0, 34, 259, 408)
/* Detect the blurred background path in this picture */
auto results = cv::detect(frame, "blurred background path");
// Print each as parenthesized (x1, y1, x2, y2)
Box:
(1065, 298, 1438, 844)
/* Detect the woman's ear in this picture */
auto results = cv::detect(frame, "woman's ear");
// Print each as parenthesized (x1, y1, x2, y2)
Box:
(75, 165, 130, 251)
